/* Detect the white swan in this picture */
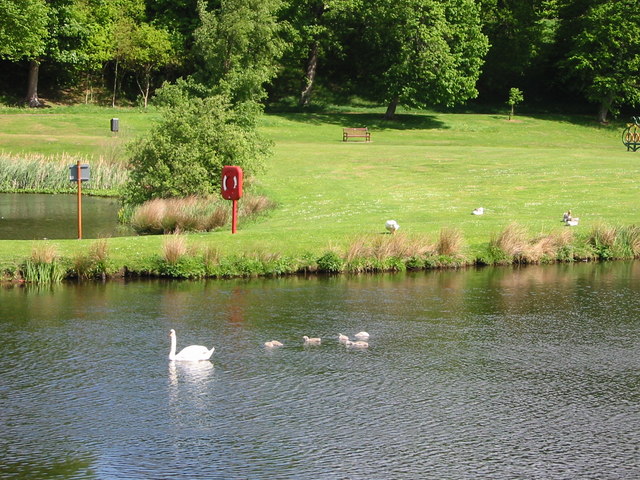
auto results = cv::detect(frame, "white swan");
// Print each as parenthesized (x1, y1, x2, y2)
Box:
(338, 333, 349, 343)
(168, 329, 215, 361)
(345, 340, 369, 348)
(303, 335, 321, 345)
(472, 207, 484, 215)
(385, 220, 400, 234)
(354, 331, 370, 340)
(265, 340, 283, 348)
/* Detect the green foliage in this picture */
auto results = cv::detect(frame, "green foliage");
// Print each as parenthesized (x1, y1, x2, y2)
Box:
(194, 0, 286, 103)
(508, 87, 524, 119)
(316, 251, 344, 273)
(122, 93, 271, 206)
(559, 0, 640, 122)
(0, 0, 49, 61)
(356, 0, 489, 117)
(22, 244, 68, 283)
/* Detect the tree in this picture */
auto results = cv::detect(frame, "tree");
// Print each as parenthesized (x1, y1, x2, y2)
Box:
(0, 0, 49, 105)
(558, 0, 640, 123)
(507, 87, 523, 120)
(477, 0, 559, 102)
(122, 92, 271, 206)
(193, 0, 286, 103)
(118, 23, 177, 108)
(353, 0, 489, 119)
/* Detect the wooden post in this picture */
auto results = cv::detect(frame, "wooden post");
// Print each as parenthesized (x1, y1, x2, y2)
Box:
(77, 160, 82, 239)
(232, 199, 238, 234)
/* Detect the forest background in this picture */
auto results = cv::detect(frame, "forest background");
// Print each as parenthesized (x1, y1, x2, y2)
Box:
(1, 0, 639, 123)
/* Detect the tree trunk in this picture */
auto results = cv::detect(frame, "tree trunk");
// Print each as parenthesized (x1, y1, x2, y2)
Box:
(112, 59, 119, 108)
(384, 97, 399, 120)
(25, 60, 42, 107)
(299, 42, 319, 107)
(597, 94, 614, 124)
(135, 71, 151, 109)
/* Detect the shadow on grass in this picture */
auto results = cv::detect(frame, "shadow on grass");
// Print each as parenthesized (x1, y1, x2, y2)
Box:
(268, 110, 448, 131)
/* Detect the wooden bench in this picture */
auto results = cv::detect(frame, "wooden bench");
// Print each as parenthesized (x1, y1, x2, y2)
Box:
(343, 127, 371, 142)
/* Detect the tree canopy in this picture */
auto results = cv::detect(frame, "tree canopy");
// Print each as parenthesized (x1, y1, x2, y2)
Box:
(0, 0, 638, 120)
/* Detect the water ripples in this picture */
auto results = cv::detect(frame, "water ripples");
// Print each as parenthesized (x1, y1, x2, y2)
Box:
(2, 266, 640, 479)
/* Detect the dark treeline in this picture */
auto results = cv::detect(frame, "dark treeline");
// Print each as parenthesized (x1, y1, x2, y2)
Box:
(0, 0, 639, 122)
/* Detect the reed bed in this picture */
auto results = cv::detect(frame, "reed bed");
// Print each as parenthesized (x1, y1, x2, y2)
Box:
(0, 152, 128, 194)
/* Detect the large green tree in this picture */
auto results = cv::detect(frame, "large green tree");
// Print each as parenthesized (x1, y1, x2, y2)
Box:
(558, 0, 640, 122)
(353, 0, 489, 119)
(0, 0, 49, 105)
(193, 0, 286, 103)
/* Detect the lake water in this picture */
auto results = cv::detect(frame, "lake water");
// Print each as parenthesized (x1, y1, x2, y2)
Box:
(1, 262, 639, 479)
(0, 193, 131, 239)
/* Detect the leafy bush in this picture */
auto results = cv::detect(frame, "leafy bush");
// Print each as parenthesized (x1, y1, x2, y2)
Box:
(316, 251, 344, 273)
(122, 92, 271, 206)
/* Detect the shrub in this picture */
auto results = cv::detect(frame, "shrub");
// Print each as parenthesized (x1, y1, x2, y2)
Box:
(23, 244, 67, 283)
(316, 251, 343, 273)
(122, 94, 271, 206)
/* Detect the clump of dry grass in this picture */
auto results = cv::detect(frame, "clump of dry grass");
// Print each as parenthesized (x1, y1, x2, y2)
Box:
(436, 228, 464, 256)
(491, 223, 528, 258)
(30, 244, 59, 264)
(346, 233, 435, 263)
(489, 223, 575, 263)
(588, 223, 618, 249)
(162, 233, 188, 264)
(130, 194, 273, 234)
(620, 225, 640, 257)
(240, 195, 276, 217)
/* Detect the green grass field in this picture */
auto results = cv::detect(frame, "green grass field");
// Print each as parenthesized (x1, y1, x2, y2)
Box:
(0, 105, 638, 272)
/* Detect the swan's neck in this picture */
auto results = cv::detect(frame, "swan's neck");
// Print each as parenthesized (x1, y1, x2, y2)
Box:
(169, 334, 177, 361)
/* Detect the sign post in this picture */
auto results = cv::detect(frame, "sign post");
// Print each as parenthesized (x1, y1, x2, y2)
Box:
(69, 162, 90, 239)
(221, 166, 243, 234)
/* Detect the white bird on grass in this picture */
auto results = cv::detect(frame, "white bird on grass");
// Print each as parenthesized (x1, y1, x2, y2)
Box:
(168, 329, 215, 362)
(472, 207, 484, 215)
(303, 335, 321, 345)
(385, 220, 400, 234)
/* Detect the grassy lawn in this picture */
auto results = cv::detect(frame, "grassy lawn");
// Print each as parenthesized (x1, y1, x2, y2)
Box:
(0, 105, 637, 272)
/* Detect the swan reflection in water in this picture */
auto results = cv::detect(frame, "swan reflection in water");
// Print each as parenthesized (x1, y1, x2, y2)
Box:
(168, 360, 214, 388)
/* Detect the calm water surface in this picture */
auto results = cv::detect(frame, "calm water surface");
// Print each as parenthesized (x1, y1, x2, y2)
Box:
(0, 193, 131, 239)
(1, 262, 639, 479)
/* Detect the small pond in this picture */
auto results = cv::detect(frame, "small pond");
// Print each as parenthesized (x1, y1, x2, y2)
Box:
(0, 193, 133, 240)
(1, 261, 639, 479)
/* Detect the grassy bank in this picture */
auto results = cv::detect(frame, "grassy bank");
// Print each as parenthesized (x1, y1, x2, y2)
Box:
(0, 105, 639, 280)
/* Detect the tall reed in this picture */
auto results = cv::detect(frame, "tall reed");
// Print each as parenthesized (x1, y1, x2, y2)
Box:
(23, 244, 67, 283)
(0, 152, 127, 194)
